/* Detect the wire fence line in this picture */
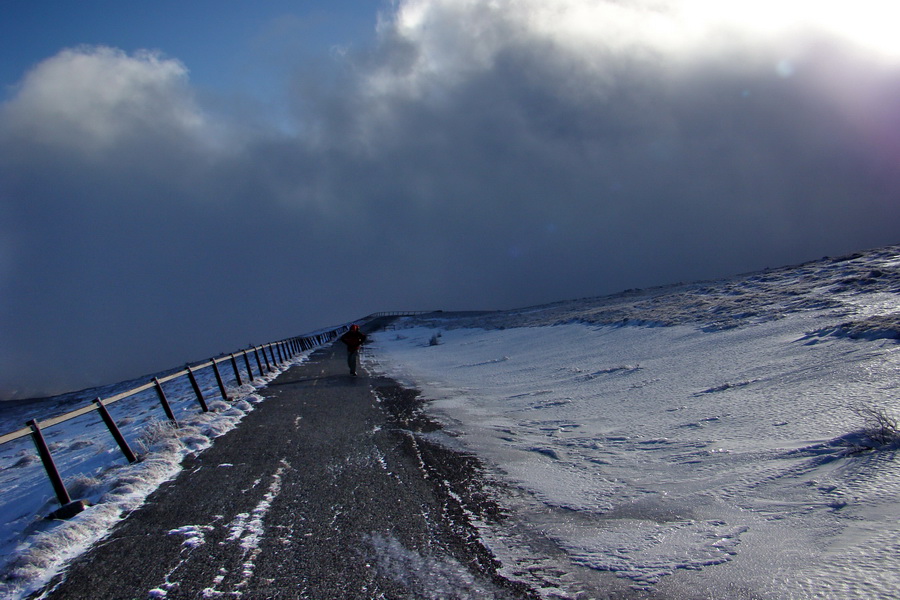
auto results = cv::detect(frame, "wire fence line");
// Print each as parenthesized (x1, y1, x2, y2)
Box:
(364, 311, 436, 317)
(0, 327, 346, 518)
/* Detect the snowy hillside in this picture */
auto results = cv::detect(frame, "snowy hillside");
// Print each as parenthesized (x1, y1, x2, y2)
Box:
(1, 244, 897, 600)
(368, 245, 900, 599)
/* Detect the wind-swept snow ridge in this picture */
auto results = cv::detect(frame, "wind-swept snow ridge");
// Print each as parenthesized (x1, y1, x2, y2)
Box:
(370, 244, 900, 598)
(408, 245, 900, 333)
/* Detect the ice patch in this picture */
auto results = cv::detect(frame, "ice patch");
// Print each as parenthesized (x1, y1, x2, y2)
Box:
(168, 525, 214, 549)
(365, 533, 495, 599)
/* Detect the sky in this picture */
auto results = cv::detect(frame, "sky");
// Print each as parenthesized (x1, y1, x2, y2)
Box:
(1, 0, 899, 400)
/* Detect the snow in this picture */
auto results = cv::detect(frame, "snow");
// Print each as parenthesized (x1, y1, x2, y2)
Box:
(156, 460, 290, 598)
(367, 245, 900, 598)
(1, 245, 899, 599)
(364, 533, 489, 599)
(0, 349, 317, 600)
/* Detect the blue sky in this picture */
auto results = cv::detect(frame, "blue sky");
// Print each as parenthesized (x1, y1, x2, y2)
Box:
(1, 1, 381, 99)
(2, 0, 900, 399)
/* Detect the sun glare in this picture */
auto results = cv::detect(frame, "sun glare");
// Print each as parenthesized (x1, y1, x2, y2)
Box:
(505, 0, 900, 65)
(382, 0, 900, 93)
(681, 0, 900, 59)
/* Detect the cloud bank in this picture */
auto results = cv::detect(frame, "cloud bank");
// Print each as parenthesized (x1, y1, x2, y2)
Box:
(2, 0, 900, 398)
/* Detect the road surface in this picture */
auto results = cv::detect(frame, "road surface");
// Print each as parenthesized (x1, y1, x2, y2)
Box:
(35, 320, 538, 599)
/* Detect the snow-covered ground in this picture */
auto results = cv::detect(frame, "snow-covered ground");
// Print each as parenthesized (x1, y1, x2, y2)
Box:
(0, 346, 320, 600)
(368, 245, 900, 599)
(1, 245, 898, 600)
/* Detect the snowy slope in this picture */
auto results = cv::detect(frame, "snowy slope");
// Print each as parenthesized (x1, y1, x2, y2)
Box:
(1, 245, 897, 600)
(368, 245, 900, 599)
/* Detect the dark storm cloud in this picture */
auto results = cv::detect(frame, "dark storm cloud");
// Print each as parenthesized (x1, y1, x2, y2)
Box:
(296, 18, 900, 294)
(3, 1, 900, 398)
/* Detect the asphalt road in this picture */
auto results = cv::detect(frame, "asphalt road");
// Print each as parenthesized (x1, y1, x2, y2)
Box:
(33, 320, 538, 600)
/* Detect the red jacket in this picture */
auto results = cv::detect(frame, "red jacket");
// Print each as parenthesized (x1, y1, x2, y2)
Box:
(340, 329, 367, 352)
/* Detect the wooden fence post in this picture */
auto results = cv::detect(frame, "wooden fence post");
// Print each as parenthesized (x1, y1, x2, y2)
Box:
(243, 350, 255, 381)
(230, 353, 243, 386)
(253, 347, 265, 375)
(153, 377, 178, 425)
(261, 346, 272, 372)
(94, 399, 138, 463)
(212, 360, 230, 401)
(187, 367, 209, 412)
(272, 344, 282, 366)
(28, 419, 72, 507)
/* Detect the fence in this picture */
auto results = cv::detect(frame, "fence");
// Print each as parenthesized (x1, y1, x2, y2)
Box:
(364, 311, 438, 318)
(0, 327, 345, 519)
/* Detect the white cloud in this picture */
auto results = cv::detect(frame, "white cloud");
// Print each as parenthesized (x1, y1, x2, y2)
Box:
(371, 0, 900, 100)
(1, 46, 208, 154)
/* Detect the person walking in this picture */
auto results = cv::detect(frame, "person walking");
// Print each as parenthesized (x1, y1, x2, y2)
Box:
(340, 324, 367, 376)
